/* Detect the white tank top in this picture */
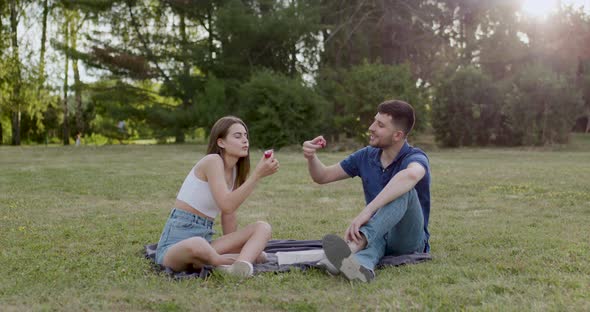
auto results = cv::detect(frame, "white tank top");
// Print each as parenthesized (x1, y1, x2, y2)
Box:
(176, 162, 236, 219)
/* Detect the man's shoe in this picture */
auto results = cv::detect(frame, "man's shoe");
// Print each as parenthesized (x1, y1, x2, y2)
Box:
(322, 234, 375, 282)
(316, 256, 340, 275)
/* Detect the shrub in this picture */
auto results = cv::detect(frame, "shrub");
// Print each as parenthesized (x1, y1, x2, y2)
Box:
(318, 61, 426, 143)
(238, 70, 327, 148)
(432, 66, 502, 147)
(504, 65, 584, 145)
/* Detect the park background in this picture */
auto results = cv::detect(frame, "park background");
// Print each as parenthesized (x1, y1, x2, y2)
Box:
(1, 0, 590, 311)
(1, 0, 590, 147)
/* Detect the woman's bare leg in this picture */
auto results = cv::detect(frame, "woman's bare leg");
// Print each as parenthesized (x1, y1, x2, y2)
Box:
(211, 221, 271, 264)
(218, 252, 267, 264)
(162, 237, 233, 272)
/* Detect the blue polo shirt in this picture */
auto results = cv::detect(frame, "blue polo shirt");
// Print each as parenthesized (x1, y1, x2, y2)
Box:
(340, 141, 431, 252)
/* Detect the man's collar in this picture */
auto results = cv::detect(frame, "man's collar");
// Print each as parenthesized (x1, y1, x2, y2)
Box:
(392, 140, 411, 164)
(371, 140, 410, 169)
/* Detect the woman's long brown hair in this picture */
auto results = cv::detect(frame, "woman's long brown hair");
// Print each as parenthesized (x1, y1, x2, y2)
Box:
(206, 116, 250, 188)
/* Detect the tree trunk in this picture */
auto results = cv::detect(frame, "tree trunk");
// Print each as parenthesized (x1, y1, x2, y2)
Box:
(0, 1, 4, 54)
(290, 43, 296, 77)
(11, 111, 20, 145)
(71, 19, 83, 135)
(462, 8, 476, 64)
(175, 13, 190, 144)
(174, 129, 185, 143)
(39, 0, 48, 86)
(73, 60, 83, 135)
(63, 17, 70, 146)
(180, 13, 190, 81)
(585, 107, 590, 133)
(541, 100, 549, 144)
(10, 0, 21, 146)
(207, 4, 214, 71)
(38, 0, 49, 143)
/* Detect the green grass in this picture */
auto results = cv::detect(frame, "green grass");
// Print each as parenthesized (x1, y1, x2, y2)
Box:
(1, 137, 589, 311)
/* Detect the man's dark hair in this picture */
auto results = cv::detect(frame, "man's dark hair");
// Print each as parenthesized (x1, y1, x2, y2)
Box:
(377, 100, 415, 135)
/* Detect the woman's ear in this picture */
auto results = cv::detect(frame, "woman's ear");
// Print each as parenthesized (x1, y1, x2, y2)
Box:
(217, 138, 225, 149)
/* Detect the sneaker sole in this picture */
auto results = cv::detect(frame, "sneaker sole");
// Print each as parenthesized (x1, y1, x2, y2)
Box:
(322, 234, 373, 283)
(317, 257, 340, 275)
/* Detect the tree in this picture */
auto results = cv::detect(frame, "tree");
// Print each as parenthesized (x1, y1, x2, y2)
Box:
(70, 0, 324, 143)
(578, 61, 590, 132)
(432, 66, 502, 147)
(505, 64, 584, 145)
(62, 9, 70, 145)
(38, 0, 49, 87)
(0, 0, 8, 144)
(87, 79, 156, 142)
(477, 2, 529, 80)
(2, 0, 589, 147)
(70, 0, 202, 142)
(319, 0, 454, 83)
(319, 61, 426, 142)
(9, 0, 23, 145)
(238, 70, 327, 149)
(0, 0, 57, 145)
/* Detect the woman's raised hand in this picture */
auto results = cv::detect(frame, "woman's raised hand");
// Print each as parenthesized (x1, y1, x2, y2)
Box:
(254, 150, 279, 179)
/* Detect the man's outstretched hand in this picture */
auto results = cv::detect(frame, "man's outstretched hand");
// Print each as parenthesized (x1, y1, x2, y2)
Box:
(302, 136, 326, 160)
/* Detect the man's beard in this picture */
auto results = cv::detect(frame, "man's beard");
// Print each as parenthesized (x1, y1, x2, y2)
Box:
(369, 134, 392, 149)
(368, 135, 383, 148)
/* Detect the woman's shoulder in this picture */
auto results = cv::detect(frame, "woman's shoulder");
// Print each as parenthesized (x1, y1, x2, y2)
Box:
(194, 154, 224, 181)
(200, 153, 223, 164)
(196, 154, 224, 171)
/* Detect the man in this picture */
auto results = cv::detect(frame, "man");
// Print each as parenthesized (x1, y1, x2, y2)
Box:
(302, 100, 431, 282)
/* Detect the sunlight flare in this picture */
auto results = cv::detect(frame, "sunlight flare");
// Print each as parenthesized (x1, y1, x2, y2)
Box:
(521, 0, 559, 18)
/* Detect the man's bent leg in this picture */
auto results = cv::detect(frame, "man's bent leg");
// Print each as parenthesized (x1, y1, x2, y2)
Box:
(358, 189, 416, 251)
(385, 189, 425, 255)
(322, 190, 421, 282)
(353, 233, 386, 270)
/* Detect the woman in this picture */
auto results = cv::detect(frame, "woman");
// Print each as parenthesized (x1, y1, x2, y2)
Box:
(155, 116, 279, 277)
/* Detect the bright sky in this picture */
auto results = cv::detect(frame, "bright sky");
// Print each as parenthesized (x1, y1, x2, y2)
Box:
(522, 0, 590, 18)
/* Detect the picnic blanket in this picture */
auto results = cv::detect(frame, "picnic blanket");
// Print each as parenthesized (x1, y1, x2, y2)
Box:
(143, 239, 432, 280)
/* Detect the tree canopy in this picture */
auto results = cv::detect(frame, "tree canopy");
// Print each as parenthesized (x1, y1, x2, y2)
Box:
(1, 0, 589, 147)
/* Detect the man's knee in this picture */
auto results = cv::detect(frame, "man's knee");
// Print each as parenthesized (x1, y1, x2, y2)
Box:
(399, 188, 418, 200)
(383, 189, 419, 210)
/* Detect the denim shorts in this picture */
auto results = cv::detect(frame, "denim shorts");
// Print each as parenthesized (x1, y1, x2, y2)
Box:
(155, 208, 215, 265)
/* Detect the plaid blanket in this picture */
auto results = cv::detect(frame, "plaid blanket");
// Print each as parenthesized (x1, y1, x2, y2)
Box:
(143, 239, 432, 280)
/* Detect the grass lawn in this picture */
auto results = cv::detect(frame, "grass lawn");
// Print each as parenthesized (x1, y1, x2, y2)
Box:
(1, 136, 589, 311)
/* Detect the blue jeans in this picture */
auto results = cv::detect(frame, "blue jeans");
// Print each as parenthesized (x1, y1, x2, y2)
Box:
(356, 189, 425, 270)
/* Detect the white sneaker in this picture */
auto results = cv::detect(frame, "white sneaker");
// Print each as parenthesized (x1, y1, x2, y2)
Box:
(216, 260, 254, 278)
(231, 260, 254, 278)
(216, 264, 233, 274)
